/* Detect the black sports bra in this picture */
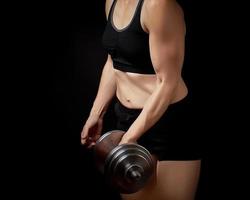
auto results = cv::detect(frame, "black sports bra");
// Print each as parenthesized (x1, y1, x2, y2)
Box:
(102, 0, 155, 74)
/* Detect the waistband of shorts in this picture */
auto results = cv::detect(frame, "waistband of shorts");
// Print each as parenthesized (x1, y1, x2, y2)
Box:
(115, 97, 143, 115)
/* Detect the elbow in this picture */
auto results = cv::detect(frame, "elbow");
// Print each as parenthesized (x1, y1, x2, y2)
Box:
(155, 80, 178, 102)
(154, 62, 182, 94)
(156, 75, 179, 92)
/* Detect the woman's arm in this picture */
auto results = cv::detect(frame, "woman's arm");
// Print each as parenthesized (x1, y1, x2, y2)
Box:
(81, 55, 115, 146)
(120, 0, 186, 143)
(89, 0, 116, 118)
(81, 0, 116, 146)
(89, 55, 116, 119)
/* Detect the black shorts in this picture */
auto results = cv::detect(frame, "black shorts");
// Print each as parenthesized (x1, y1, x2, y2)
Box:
(114, 95, 203, 161)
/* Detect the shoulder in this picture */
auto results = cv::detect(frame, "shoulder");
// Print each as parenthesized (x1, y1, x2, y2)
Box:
(143, 0, 185, 33)
(144, 0, 183, 14)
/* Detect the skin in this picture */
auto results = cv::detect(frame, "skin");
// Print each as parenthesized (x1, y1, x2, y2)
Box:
(81, 0, 201, 199)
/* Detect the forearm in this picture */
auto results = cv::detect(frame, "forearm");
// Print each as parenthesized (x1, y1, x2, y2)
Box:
(121, 0, 185, 142)
(124, 79, 177, 141)
(90, 56, 116, 118)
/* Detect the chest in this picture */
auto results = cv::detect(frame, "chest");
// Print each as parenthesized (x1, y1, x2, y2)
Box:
(112, 0, 141, 30)
(102, 22, 149, 60)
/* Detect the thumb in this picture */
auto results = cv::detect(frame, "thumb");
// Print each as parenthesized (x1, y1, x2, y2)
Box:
(81, 126, 89, 144)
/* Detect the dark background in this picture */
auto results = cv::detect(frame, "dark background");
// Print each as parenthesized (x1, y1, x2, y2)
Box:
(7, 0, 245, 199)
(46, 1, 210, 199)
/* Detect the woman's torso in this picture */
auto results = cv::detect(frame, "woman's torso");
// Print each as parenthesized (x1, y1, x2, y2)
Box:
(105, 0, 188, 109)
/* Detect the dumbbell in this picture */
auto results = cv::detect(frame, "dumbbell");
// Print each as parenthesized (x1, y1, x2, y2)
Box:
(94, 130, 156, 194)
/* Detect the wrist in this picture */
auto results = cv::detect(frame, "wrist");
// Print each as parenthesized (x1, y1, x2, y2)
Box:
(119, 133, 138, 144)
(89, 109, 106, 119)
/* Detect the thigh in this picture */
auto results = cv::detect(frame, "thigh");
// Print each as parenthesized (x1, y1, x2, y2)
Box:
(155, 160, 201, 200)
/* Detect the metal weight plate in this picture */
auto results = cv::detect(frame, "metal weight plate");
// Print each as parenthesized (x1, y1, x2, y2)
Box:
(94, 130, 125, 173)
(104, 143, 155, 194)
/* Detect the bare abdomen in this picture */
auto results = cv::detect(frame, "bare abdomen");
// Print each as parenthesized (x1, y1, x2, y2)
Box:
(114, 69, 188, 109)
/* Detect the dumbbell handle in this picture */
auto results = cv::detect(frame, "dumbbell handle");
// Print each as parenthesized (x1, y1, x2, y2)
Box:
(129, 170, 142, 180)
(125, 164, 144, 182)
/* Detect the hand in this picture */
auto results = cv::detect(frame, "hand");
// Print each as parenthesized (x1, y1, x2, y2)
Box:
(81, 114, 103, 148)
(119, 134, 137, 145)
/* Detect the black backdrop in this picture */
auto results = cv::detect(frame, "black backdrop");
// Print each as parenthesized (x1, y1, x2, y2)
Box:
(39, 0, 210, 199)
(48, 1, 210, 199)
(9, 0, 244, 199)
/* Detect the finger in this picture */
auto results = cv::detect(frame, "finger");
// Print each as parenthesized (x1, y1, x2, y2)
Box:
(81, 127, 89, 144)
(82, 136, 94, 146)
(81, 137, 93, 145)
(81, 138, 87, 145)
(87, 142, 96, 149)
(81, 136, 92, 145)
(81, 126, 89, 138)
(93, 134, 101, 141)
(81, 137, 87, 144)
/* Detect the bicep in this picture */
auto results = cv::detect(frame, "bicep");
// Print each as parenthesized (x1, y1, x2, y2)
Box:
(149, 28, 185, 84)
(146, 0, 186, 83)
(103, 54, 114, 72)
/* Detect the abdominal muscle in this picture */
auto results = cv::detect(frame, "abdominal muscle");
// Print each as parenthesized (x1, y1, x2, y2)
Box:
(114, 68, 188, 109)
